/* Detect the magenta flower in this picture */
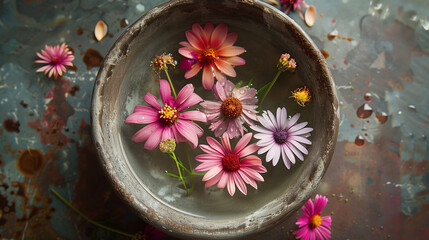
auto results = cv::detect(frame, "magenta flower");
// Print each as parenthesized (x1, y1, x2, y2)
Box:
(195, 133, 266, 196)
(200, 79, 258, 139)
(125, 80, 207, 150)
(250, 107, 313, 169)
(178, 23, 246, 89)
(280, 0, 309, 19)
(35, 43, 75, 78)
(294, 195, 332, 240)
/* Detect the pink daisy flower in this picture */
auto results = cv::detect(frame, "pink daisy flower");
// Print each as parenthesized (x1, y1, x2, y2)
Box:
(250, 107, 313, 169)
(35, 43, 75, 78)
(280, 0, 309, 19)
(195, 133, 267, 196)
(125, 80, 207, 150)
(200, 79, 258, 139)
(178, 23, 246, 90)
(293, 195, 332, 240)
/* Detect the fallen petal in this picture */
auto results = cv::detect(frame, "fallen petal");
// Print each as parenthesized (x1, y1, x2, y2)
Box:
(305, 5, 317, 27)
(94, 20, 108, 41)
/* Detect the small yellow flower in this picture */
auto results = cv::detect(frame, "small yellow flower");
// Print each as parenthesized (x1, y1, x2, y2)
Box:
(291, 86, 311, 107)
(151, 53, 176, 78)
(277, 53, 296, 72)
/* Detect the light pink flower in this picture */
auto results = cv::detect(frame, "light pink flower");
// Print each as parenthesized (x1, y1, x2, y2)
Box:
(200, 80, 258, 139)
(178, 23, 246, 90)
(250, 107, 313, 169)
(195, 133, 267, 196)
(125, 80, 207, 150)
(280, 0, 309, 19)
(35, 43, 75, 78)
(293, 195, 332, 240)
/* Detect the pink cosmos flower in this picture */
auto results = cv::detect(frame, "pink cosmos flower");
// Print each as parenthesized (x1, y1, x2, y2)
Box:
(293, 195, 332, 240)
(195, 133, 267, 196)
(280, 0, 309, 19)
(200, 80, 258, 139)
(178, 23, 246, 90)
(35, 43, 75, 78)
(250, 107, 313, 169)
(125, 80, 207, 150)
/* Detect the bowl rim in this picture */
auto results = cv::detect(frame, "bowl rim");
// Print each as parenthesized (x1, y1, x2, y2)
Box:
(91, 0, 339, 238)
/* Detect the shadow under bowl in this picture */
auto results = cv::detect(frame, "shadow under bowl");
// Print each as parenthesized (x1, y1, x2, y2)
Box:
(91, 0, 339, 239)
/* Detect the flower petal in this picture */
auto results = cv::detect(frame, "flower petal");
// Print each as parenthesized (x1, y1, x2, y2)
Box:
(237, 143, 259, 159)
(125, 106, 159, 124)
(283, 144, 296, 165)
(223, 56, 246, 66)
(285, 113, 301, 130)
(206, 137, 226, 155)
(144, 92, 161, 110)
(223, 32, 238, 47)
(227, 174, 236, 196)
(185, 30, 204, 50)
(201, 164, 223, 180)
(177, 93, 203, 111)
(175, 84, 194, 107)
(221, 133, 232, 153)
(217, 171, 230, 189)
(217, 46, 246, 57)
(215, 58, 236, 77)
(205, 171, 223, 188)
(179, 110, 207, 122)
(233, 133, 252, 154)
(202, 64, 214, 90)
(179, 46, 199, 59)
(175, 120, 199, 148)
(159, 80, 171, 105)
(233, 172, 247, 195)
(210, 24, 228, 49)
(237, 170, 257, 189)
(192, 23, 209, 48)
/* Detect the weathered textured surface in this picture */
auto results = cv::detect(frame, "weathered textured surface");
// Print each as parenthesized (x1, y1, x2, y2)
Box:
(0, 0, 428, 239)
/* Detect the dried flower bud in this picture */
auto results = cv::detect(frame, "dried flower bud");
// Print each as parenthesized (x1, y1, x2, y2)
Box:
(159, 139, 176, 153)
(291, 86, 311, 107)
(151, 53, 176, 78)
(277, 53, 296, 72)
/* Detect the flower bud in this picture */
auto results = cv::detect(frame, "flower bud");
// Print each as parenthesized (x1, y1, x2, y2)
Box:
(159, 139, 176, 153)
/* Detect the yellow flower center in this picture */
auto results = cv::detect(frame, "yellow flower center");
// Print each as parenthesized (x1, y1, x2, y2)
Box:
(201, 48, 217, 64)
(221, 97, 243, 119)
(309, 214, 322, 229)
(159, 105, 178, 125)
(291, 86, 311, 107)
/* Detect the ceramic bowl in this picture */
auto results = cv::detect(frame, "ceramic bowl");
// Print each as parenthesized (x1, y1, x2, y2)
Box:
(91, 0, 339, 239)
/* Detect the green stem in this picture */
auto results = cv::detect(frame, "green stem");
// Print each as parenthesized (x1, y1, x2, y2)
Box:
(49, 188, 134, 238)
(258, 70, 282, 109)
(171, 152, 189, 194)
(164, 68, 177, 99)
(185, 145, 195, 194)
(191, 172, 205, 177)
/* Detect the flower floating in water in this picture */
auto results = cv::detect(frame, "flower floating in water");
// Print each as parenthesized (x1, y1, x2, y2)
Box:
(125, 80, 206, 150)
(294, 195, 332, 240)
(35, 43, 75, 78)
(178, 23, 246, 89)
(151, 53, 176, 78)
(250, 107, 313, 169)
(195, 133, 266, 196)
(201, 79, 258, 138)
(277, 53, 296, 72)
(291, 86, 311, 107)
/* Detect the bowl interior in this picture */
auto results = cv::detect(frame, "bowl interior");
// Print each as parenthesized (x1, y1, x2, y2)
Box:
(93, 0, 338, 237)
